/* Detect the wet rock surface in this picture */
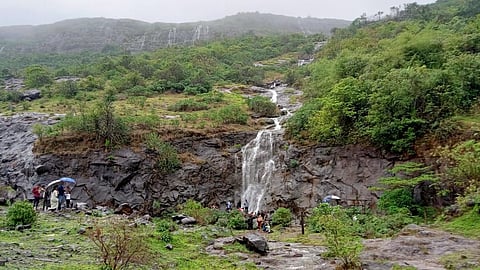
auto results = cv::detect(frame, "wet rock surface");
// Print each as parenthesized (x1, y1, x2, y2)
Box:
(206, 226, 480, 270)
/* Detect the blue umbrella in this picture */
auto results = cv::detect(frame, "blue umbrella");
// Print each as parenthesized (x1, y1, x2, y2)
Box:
(46, 177, 76, 189)
(58, 177, 76, 184)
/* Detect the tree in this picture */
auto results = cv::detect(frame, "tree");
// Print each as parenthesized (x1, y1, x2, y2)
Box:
(24, 65, 53, 88)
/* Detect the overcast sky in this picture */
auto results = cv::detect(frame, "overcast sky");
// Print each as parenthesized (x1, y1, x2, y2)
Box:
(0, 0, 437, 27)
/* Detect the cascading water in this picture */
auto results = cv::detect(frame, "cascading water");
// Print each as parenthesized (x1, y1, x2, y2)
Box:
(241, 87, 286, 214)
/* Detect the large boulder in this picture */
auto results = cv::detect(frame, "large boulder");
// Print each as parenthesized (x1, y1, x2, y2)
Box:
(242, 233, 269, 255)
(21, 89, 41, 101)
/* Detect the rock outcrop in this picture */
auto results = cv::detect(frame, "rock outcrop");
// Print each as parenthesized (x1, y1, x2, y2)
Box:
(0, 112, 393, 215)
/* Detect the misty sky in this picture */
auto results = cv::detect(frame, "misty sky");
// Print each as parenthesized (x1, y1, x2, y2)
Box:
(1, 0, 437, 27)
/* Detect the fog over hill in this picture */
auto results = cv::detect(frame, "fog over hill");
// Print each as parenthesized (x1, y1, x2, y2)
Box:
(0, 13, 350, 54)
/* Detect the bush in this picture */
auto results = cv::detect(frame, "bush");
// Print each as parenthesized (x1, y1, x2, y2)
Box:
(155, 219, 177, 243)
(145, 133, 180, 174)
(209, 105, 248, 125)
(6, 200, 37, 228)
(308, 204, 362, 269)
(226, 210, 247, 230)
(378, 188, 416, 215)
(168, 99, 209, 112)
(179, 199, 216, 225)
(88, 217, 153, 270)
(247, 96, 278, 117)
(271, 207, 292, 227)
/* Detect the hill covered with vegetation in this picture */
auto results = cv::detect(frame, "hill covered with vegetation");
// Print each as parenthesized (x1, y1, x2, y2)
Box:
(286, 0, 480, 154)
(0, 12, 349, 55)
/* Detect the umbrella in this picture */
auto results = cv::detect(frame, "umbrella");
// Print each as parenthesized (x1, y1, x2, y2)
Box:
(322, 195, 341, 203)
(46, 177, 76, 189)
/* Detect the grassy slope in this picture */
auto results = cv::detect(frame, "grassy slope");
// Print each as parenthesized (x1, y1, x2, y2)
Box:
(0, 207, 258, 270)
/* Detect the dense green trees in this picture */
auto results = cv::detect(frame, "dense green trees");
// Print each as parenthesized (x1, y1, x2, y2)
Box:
(287, 0, 480, 153)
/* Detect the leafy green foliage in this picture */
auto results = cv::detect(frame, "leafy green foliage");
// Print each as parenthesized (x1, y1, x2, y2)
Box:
(271, 207, 292, 227)
(209, 104, 248, 125)
(179, 199, 216, 225)
(24, 65, 53, 88)
(377, 162, 439, 190)
(6, 200, 37, 227)
(226, 210, 247, 230)
(287, 5, 480, 153)
(308, 204, 362, 269)
(247, 96, 277, 117)
(155, 219, 178, 243)
(145, 133, 180, 174)
(168, 99, 209, 112)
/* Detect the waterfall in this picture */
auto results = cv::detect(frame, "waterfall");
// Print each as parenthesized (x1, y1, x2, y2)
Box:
(241, 88, 284, 214)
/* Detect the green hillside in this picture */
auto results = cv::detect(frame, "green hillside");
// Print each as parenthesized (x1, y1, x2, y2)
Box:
(286, 0, 480, 153)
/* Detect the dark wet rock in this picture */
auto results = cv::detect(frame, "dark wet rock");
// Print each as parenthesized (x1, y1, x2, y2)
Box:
(15, 224, 31, 231)
(243, 233, 269, 255)
(114, 203, 133, 215)
(21, 89, 41, 101)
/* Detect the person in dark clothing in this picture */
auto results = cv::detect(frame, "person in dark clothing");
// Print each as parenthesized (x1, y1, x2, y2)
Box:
(247, 213, 254, 230)
(43, 188, 51, 211)
(244, 200, 249, 213)
(57, 182, 66, 210)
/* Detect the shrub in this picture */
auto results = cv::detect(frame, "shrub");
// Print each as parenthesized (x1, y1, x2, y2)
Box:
(247, 96, 278, 117)
(378, 188, 416, 215)
(226, 210, 247, 230)
(156, 218, 178, 233)
(88, 217, 153, 270)
(209, 104, 248, 125)
(271, 207, 292, 227)
(168, 99, 209, 112)
(144, 133, 180, 174)
(179, 199, 215, 225)
(6, 200, 37, 228)
(308, 204, 362, 269)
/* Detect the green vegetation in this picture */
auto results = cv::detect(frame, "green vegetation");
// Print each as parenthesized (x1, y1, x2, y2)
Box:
(247, 96, 278, 117)
(308, 204, 362, 269)
(87, 217, 153, 270)
(5, 200, 37, 227)
(286, 0, 480, 153)
(270, 207, 292, 227)
(145, 133, 181, 174)
(440, 207, 480, 238)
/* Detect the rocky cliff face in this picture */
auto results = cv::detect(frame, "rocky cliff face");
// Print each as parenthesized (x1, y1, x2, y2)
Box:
(0, 113, 392, 214)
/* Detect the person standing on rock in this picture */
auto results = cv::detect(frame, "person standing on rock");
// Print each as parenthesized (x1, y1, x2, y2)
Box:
(244, 200, 249, 213)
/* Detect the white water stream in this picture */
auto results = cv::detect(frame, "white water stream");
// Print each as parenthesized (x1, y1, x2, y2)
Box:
(240, 87, 288, 214)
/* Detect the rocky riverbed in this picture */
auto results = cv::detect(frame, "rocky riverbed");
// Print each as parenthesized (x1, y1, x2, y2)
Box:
(207, 224, 480, 270)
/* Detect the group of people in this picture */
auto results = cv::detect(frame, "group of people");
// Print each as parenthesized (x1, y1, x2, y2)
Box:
(225, 200, 272, 233)
(32, 182, 72, 211)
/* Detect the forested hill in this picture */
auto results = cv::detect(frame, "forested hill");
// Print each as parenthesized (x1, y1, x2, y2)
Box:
(0, 13, 349, 54)
(286, 0, 480, 154)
